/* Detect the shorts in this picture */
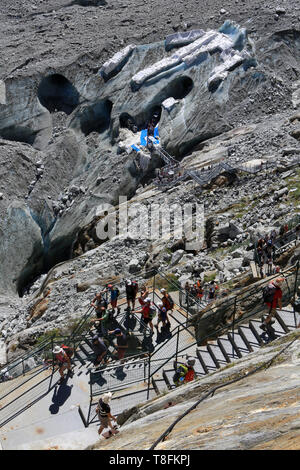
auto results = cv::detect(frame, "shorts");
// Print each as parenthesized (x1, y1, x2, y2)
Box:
(127, 295, 136, 302)
(99, 415, 109, 427)
(117, 348, 126, 360)
(158, 313, 167, 322)
(111, 299, 117, 308)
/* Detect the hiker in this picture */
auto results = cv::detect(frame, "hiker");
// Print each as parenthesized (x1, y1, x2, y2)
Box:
(106, 284, 120, 314)
(134, 297, 155, 335)
(138, 285, 150, 305)
(125, 279, 138, 311)
(147, 119, 155, 149)
(259, 316, 277, 343)
(173, 358, 196, 387)
(52, 345, 73, 384)
(196, 281, 204, 301)
(96, 392, 119, 438)
(184, 281, 190, 302)
(208, 281, 216, 301)
(92, 334, 108, 367)
(90, 306, 111, 337)
(263, 277, 284, 319)
(91, 292, 108, 318)
(108, 328, 128, 361)
(155, 302, 170, 333)
(160, 288, 174, 313)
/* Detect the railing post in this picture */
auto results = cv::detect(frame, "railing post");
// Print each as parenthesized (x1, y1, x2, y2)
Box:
(153, 272, 156, 302)
(293, 261, 299, 328)
(232, 297, 237, 358)
(147, 354, 151, 400)
(175, 326, 180, 363)
(22, 359, 25, 376)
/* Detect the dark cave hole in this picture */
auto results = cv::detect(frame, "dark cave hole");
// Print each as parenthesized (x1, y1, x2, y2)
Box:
(156, 75, 194, 101)
(134, 105, 162, 131)
(0, 125, 37, 146)
(38, 74, 80, 115)
(119, 113, 138, 133)
(80, 100, 113, 136)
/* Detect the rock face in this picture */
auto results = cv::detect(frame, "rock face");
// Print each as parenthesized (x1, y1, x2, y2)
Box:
(90, 331, 300, 450)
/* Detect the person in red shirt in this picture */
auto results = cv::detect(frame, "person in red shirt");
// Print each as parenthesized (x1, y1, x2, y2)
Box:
(52, 345, 73, 384)
(134, 297, 154, 335)
(160, 288, 174, 313)
(265, 277, 284, 319)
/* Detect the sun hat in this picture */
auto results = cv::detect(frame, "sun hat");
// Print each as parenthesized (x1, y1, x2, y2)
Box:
(102, 392, 113, 404)
(160, 288, 166, 293)
(53, 346, 63, 354)
(114, 328, 122, 335)
(158, 302, 163, 307)
(145, 297, 151, 303)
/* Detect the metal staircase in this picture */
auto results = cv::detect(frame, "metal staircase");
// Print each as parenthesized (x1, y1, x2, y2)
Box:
(153, 144, 300, 189)
(1, 257, 300, 447)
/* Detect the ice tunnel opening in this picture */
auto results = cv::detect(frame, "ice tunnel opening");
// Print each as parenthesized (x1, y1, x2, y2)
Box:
(0, 125, 37, 146)
(79, 100, 113, 136)
(37, 74, 80, 115)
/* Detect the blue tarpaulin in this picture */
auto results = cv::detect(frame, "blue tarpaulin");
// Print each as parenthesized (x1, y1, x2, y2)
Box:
(131, 126, 159, 152)
(140, 126, 159, 146)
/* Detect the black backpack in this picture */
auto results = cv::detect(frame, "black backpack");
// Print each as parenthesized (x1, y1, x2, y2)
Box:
(262, 285, 276, 303)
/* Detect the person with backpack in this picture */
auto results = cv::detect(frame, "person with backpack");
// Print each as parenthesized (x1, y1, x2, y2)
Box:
(263, 277, 284, 319)
(92, 334, 108, 367)
(172, 357, 196, 387)
(134, 297, 155, 335)
(108, 328, 128, 361)
(52, 345, 74, 384)
(125, 280, 138, 311)
(160, 288, 174, 313)
(96, 392, 119, 438)
(91, 292, 108, 318)
(106, 284, 120, 313)
(138, 285, 150, 305)
(155, 302, 170, 333)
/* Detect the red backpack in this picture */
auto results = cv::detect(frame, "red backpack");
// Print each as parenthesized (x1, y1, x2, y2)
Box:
(61, 344, 74, 358)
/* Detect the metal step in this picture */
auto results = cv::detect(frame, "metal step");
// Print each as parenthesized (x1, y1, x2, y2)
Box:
(79, 343, 93, 359)
(217, 337, 239, 360)
(216, 338, 231, 363)
(162, 369, 172, 390)
(277, 309, 299, 329)
(196, 349, 210, 374)
(248, 321, 264, 345)
(74, 351, 86, 366)
(206, 344, 221, 368)
(237, 325, 261, 349)
(237, 326, 253, 352)
(204, 343, 229, 366)
(151, 377, 160, 395)
(227, 332, 243, 358)
(274, 312, 290, 334)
